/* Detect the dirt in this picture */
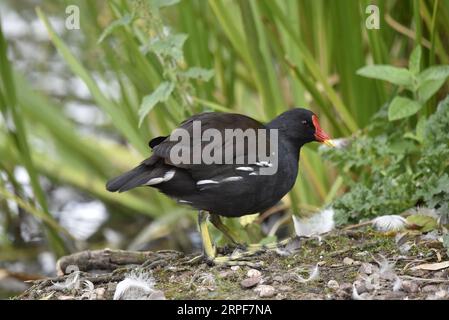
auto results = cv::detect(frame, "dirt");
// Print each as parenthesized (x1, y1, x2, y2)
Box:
(16, 227, 449, 300)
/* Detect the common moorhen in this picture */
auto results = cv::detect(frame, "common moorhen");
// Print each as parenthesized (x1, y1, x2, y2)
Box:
(106, 108, 333, 265)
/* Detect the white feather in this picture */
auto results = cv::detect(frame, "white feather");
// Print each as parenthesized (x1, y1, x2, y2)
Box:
(114, 270, 162, 300)
(145, 170, 175, 186)
(372, 215, 407, 232)
(236, 167, 254, 172)
(293, 208, 335, 237)
(221, 176, 243, 182)
(197, 180, 219, 185)
(255, 161, 272, 167)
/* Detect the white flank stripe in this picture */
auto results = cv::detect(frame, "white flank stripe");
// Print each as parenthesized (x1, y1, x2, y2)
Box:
(145, 170, 175, 186)
(163, 170, 175, 181)
(255, 161, 272, 167)
(145, 178, 164, 185)
(249, 172, 258, 176)
(222, 176, 243, 182)
(236, 167, 254, 172)
(197, 180, 219, 185)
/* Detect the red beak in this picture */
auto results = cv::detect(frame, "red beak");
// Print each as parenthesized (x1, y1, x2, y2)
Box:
(312, 115, 334, 147)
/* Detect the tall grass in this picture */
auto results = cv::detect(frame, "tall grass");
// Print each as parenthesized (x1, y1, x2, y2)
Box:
(1, 0, 449, 255)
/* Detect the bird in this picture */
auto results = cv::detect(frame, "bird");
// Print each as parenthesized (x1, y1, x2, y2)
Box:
(106, 108, 334, 265)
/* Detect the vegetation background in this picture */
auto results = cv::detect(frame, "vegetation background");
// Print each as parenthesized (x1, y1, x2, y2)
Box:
(1, 0, 448, 298)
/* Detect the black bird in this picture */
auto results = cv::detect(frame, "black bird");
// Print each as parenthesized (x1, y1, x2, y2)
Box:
(106, 108, 333, 265)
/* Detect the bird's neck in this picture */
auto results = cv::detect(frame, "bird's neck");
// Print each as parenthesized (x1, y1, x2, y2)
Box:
(266, 122, 307, 157)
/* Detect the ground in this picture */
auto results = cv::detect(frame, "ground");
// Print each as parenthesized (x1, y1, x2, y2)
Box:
(16, 227, 449, 300)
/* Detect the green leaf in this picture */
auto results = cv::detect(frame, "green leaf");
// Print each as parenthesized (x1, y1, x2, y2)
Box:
(418, 78, 447, 102)
(388, 96, 422, 121)
(416, 116, 426, 142)
(409, 46, 422, 75)
(143, 34, 188, 62)
(182, 67, 214, 81)
(418, 65, 449, 83)
(406, 214, 438, 233)
(138, 82, 175, 126)
(357, 65, 413, 87)
(97, 13, 134, 44)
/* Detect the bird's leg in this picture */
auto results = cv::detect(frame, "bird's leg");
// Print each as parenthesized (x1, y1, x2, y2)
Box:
(197, 211, 261, 267)
(209, 214, 240, 245)
(198, 210, 216, 259)
(245, 237, 298, 253)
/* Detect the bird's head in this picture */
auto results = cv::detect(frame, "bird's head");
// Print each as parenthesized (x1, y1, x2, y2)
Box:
(268, 108, 335, 147)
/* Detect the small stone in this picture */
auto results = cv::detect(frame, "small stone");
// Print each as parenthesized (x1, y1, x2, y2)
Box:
(230, 266, 240, 271)
(254, 285, 276, 298)
(401, 281, 419, 293)
(240, 277, 261, 289)
(273, 276, 283, 283)
(353, 280, 367, 294)
(278, 285, 292, 292)
(422, 285, 438, 293)
(247, 269, 261, 278)
(434, 290, 448, 299)
(381, 291, 406, 300)
(327, 280, 339, 290)
(148, 290, 166, 300)
(339, 283, 353, 293)
(95, 288, 106, 299)
(343, 257, 354, 265)
(359, 263, 373, 275)
(58, 295, 75, 300)
(218, 271, 231, 279)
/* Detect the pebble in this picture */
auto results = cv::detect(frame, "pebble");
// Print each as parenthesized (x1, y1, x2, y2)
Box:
(247, 269, 261, 278)
(240, 277, 261, 288)
(339, 283, 353, 293)
(359, 263, 373, 275)
(273, 276, 283, 283)
(230, 266, 240, 271)
(434, 290, 448, 299)
(353, 280, 367, 294)
(254, 285, 276, 298)
(278, 285, 292, 292)
(401, 280, 419, 293)
(148, 290, 166, 300)
(381, 291, 406, 300)
(422, 284, 438, 293)
(327, 280, 339, 290)
(343, 257, 354, 265)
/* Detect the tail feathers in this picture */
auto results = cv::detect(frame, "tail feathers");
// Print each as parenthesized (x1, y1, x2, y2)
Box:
(106, 164, 154, 193)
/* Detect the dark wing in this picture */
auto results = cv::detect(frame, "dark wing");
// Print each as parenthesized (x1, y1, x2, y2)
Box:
(107, 112, 267, 194)
(149, 112, 266, 180)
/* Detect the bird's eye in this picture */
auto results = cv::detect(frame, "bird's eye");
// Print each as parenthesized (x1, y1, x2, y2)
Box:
(302, 120, 308, 125)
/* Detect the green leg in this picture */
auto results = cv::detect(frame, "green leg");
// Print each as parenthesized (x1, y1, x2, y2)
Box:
(197, 211, 261, 267)
(198, 210, 216, 259)
(209, 214, 240, 244)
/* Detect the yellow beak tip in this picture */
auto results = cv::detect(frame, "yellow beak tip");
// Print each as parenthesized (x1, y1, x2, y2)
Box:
(323, 139, 335, 147)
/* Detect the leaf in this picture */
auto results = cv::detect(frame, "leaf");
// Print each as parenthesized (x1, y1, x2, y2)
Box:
(418, 65, 449, 83)
(98, 13, 134, 44)
(406, 214, 438, 233)
(418, 78, 446, 103)
(411, 261, 449, 271)
(143, 34, 188, 62)
(357, 65, 413, 87)
(415, 116, 426, 142)
(138, 82, 175, 126)
(182, 67, 214, 81)
(409, 46, 422, 75)
(388, 96, 422, 121)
